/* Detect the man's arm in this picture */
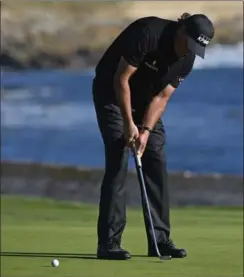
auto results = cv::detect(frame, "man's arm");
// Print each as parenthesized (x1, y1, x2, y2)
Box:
(113, 24, 149, 125)
(141, 84, 176, 130)
(142, 55, 195, 131)
(113, 57, 137, 125)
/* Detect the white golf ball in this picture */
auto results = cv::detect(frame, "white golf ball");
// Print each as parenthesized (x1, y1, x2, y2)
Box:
(51, 259, 59, 267)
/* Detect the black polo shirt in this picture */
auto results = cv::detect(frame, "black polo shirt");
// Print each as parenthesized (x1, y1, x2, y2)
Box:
(94, 16, 195, 107)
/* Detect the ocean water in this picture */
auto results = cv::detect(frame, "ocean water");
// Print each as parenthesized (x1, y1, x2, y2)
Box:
(1, 43, 243, 175)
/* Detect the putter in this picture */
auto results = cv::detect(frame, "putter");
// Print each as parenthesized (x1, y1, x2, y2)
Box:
(132, 144, 171, 261)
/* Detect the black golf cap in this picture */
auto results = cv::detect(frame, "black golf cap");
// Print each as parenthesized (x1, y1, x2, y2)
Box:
(183, 14, 215, 59)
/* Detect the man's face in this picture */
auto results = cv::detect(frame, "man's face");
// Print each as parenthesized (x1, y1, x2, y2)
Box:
(174, 26, 189, 57)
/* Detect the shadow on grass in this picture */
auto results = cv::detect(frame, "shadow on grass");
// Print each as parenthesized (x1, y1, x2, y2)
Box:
(0, 252, 149, 260)
(0, 252, 97, 260)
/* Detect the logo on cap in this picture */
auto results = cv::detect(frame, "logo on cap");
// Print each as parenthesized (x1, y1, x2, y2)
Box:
(197, 34, 210, 46)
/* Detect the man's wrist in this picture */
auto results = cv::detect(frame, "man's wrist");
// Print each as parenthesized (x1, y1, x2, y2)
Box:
(139, 125, 153, 133)
(124, 118, 134, 127)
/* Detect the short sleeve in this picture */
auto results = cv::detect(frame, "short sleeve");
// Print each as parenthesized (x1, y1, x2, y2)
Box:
(170, 55, 195, 88)
(122, 26, 149, 67)
(170, 76, 187, 89)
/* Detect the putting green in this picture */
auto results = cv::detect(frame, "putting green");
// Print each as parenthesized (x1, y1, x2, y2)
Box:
(1, 195, 243, 277)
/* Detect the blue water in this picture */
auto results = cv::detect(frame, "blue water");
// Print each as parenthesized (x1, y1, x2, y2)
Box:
(1, 67, 243, 175)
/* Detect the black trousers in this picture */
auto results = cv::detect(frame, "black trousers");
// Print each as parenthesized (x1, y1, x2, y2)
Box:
(92, 84, 170, 250)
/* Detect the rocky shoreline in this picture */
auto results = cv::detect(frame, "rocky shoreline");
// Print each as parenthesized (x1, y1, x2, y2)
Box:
(1, 161, 243, 206)
(1, 48, 105, 71)
(1, 2, 243, 71)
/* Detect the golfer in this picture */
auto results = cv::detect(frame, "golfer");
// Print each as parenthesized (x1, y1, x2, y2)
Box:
(92, 13, 214, 260)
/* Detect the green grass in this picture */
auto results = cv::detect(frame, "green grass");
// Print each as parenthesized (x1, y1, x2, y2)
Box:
(1, 195, 243, 277)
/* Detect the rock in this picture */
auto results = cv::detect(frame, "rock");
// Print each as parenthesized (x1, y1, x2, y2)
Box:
(0, 52, 26, 70)
(1, 2, 243, 71)
(28, 52, 68, 69)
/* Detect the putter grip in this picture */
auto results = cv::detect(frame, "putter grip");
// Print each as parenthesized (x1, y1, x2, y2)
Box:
(132, 144, 142, 168)
(135, 154, 142, 167)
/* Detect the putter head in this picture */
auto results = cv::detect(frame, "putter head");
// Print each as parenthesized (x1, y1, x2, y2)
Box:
(160, 255, 172, 261)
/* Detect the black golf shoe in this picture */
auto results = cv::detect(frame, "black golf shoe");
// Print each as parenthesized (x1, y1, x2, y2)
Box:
(148, 238, 187, 258)
(97, 241, 131, 260)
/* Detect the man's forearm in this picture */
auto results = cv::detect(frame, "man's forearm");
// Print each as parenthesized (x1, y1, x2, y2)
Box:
(115, 81, 133, 125)
(142, 96, 168, 129)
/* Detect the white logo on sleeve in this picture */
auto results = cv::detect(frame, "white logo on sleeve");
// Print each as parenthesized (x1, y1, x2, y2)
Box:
(197, 34, 210, 45)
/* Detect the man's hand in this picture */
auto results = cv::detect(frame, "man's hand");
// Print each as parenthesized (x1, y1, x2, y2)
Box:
(124, 122, 139, 146)
(135, 130, 150, 158)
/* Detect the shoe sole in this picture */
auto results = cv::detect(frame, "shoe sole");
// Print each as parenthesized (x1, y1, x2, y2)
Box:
(97, 256, 131, 260)
(97, 254, 131, 260)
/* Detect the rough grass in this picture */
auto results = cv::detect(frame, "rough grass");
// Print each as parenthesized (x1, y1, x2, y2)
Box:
(1, 195, 243, 277)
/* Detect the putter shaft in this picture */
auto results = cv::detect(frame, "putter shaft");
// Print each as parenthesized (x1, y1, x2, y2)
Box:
(132, 145, 170, 261)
